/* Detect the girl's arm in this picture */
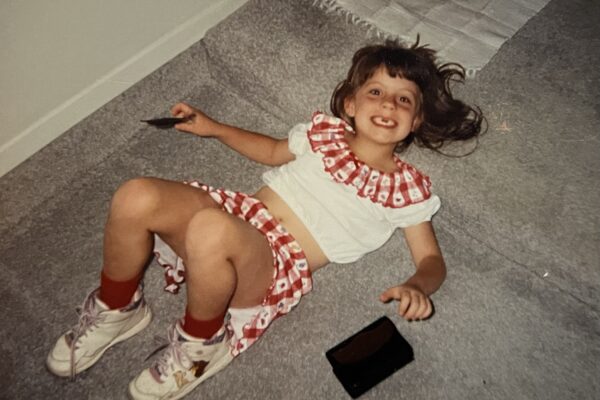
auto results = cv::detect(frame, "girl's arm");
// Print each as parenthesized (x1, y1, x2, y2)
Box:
(379, 221, 447, 321)
(171, 102, 294, 166)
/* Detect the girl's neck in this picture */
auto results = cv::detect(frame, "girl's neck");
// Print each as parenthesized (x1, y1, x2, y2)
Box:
(345, 133, 399, 173)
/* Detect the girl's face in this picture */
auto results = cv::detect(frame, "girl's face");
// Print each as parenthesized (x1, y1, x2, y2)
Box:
(344, 66, 422, 148)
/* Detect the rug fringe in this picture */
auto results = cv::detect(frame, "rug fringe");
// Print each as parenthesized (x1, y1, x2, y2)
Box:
(311, 0, 399, 42)
(311, 0, 480, 77)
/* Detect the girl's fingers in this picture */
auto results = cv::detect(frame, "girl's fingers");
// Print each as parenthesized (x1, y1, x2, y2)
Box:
(397, 291, 411, 317)
(380, 287, 400, 303)
(404, 293, 421, 320)
(415, 297, 430, 319)
(171, 102, 192, 117)
(401, 293, 432, 320)
(383, 286, 433, 320)
(174, 121, 190, 131)
(170, 103, 183, 116)
(425, 298, 434, 318)
(417, 297, 433, 319)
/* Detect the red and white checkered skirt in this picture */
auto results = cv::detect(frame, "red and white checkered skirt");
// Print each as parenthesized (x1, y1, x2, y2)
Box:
(153, 182, 313, 356)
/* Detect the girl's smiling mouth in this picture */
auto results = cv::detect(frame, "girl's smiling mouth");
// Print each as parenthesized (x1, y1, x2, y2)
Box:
(371, 116, 398, 128)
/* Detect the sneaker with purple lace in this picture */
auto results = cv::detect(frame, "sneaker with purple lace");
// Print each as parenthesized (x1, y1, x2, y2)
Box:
(46, 287, 152, 377)
(128, 321, 233, 400)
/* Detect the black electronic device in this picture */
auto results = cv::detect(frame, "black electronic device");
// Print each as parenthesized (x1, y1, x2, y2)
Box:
(141, 117, 188, 129)
(325, 316, 414, 398)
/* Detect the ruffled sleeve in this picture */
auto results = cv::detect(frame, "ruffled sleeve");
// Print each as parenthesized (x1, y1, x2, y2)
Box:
(287, 122, 311, 156)
(384, 194, 441, 228)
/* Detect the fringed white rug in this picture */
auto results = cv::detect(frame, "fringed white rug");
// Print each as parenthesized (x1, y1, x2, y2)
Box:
(314, 0, 551, 76)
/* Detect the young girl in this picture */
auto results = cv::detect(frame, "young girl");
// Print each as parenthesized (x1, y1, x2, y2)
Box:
(47, 39, 483, 399)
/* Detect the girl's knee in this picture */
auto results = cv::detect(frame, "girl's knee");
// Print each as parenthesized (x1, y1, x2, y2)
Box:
(184, 209, 233, 259)
(110, 177, 161, 219)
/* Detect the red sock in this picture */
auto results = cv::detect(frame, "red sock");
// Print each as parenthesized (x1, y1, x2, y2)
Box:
(182, 308, 226, 339)
(99, 270, 142, 309)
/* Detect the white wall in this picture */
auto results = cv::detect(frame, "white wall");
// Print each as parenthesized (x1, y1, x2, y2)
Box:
(0, 0, 247, 177)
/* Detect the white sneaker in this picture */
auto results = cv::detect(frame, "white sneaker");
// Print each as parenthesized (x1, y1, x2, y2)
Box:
(128, 322, 233, 400)
(46, 287, 152, 378)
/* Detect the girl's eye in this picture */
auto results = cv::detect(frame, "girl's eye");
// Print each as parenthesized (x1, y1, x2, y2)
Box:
(369, 89, 381, 95)
(398, 96, 411, 104)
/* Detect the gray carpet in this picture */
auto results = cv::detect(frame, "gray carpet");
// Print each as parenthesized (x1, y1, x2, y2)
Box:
(1, 0, 599, 399)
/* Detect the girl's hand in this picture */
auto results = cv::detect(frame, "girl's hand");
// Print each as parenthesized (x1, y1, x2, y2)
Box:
(170, 102, 219, 137)
(379, 284, 433, 321)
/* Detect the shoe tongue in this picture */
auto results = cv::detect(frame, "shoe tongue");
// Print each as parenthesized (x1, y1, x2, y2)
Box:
(175, 322, 195, 342)
(94, 296, 111, 311)
(147, 324, 195, 383)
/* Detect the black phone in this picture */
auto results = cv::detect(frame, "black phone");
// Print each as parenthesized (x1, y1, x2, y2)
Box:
(141, 117, 188, 129)
(325, 316, 414, 398)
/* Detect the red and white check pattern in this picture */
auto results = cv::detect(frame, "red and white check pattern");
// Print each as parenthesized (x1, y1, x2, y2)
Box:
(156, 182, 312, 356)
(308, 112, 432, 208)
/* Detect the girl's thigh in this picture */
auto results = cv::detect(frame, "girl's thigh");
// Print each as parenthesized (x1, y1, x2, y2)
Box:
(186, 208, 275, 309)
(111, 177, 220, 253)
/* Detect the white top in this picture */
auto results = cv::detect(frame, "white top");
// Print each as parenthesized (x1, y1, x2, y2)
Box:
(262, 112, 441, 264)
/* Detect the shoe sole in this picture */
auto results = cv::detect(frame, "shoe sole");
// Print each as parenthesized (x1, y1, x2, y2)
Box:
(46, 305, 153, 377)
(127, 342, 234, 400)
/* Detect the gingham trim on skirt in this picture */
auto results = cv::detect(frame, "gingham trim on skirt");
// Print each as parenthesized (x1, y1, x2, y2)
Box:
(153, 182, 313, 356)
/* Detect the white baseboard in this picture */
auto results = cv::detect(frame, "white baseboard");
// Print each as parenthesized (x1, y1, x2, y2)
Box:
(0, 0, 247, 177)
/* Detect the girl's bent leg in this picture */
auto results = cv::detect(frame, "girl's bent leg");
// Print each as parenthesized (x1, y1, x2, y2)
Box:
(183, 208, 275, 321)
(49, 178, 228, 378)
(100, 178, 220, 306)
(129, 208, 272, 399)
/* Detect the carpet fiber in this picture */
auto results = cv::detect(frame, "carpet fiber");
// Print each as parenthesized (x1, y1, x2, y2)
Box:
(1, 0, 598, 399)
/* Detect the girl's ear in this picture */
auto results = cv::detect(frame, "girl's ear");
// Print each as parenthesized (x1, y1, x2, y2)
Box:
(344, 97, 356, 118)
(411, 112, 423, 132)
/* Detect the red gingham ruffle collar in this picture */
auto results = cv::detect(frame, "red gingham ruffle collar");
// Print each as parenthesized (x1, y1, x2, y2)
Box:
(307, 112, 432, 208)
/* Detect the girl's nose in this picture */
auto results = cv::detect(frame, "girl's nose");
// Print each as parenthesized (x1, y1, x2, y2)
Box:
(381, 96, 396, 109)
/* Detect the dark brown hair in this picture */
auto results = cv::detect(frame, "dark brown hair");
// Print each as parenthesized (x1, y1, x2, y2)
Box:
(331, 39, 484, 154)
